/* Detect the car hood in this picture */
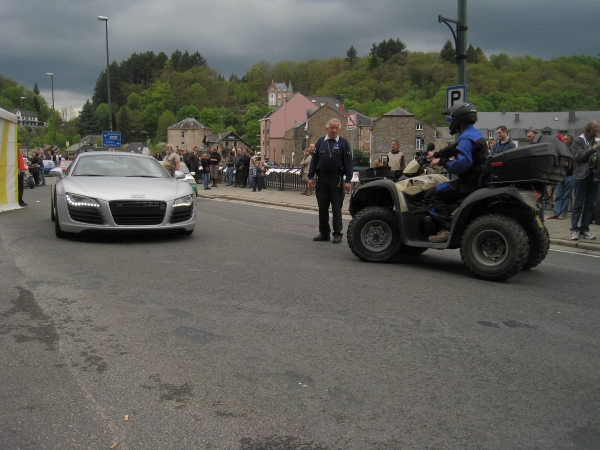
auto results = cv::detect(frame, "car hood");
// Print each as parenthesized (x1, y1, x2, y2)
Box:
(61, 176, 192, 201)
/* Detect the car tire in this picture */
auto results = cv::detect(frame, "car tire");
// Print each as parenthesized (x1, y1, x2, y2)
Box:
(347, 206, 402, 263)
(51, 193, 55, 222)
(518, 219, 550, 271)
(460, 214, 529, 282)
(54, 201, 68, 239)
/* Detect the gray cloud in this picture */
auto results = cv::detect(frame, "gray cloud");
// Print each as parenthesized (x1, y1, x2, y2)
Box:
(1, 0, 597, 111)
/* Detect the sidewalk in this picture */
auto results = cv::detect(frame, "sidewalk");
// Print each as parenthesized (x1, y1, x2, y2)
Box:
(197, 184, 600, 252)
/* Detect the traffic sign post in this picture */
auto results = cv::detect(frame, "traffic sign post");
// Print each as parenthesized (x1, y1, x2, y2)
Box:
(102, 131, 121, 148)
(347, 113, 357, 130)
(445, 85, 467, 123)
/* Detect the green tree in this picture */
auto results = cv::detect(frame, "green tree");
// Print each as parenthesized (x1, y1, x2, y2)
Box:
(243, 120, 260, 148)
(156, 110, 177, 142)
(440, 40, 455, 63)
(352, 149, 370, 167)
(77, 100, 98, 136)
(176, 105, 201, 121)
(144, 104, 159, 137)
(198, 107, 221, 129)
(33, 83, 40, 95)
(117, 106, 131, 143)
(346, 45, 358, 68)
(467, 44, 478, 64)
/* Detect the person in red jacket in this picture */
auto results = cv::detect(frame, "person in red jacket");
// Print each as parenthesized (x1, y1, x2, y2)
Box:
(17, 141, 27, 207)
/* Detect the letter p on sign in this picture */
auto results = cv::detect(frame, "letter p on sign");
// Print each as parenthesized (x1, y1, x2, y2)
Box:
(446, 85, 467, 123)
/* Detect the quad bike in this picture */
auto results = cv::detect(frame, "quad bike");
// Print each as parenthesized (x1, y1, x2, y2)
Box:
(347, 135, 571, 282)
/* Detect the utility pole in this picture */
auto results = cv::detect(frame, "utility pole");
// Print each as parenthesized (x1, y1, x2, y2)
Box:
(439, 0, 468, 86)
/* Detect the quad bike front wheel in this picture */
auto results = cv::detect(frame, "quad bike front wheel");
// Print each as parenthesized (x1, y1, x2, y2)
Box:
(347, 206, 402, 263)
(519, 218, 550, 271)
(460, 214, 529, 282)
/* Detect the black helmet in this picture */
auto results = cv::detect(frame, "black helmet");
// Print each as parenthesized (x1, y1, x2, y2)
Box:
(443, 102, 477, 135)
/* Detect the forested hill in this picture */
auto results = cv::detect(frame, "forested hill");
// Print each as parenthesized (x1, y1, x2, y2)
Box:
(2, 40, 599, 150)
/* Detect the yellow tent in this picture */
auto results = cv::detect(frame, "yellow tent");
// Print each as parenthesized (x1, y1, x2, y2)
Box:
(0, 108, 19, 211)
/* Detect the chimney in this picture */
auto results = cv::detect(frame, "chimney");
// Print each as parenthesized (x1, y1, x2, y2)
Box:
(515, 114, 519, 123)
(339, 103, 345, 116)
(569, 108, 576, 123)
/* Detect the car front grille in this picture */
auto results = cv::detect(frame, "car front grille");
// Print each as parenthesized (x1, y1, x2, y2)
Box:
(170, 204, 194, 223)
(67, 205, 104, 225)
(109, 201, 166, 225)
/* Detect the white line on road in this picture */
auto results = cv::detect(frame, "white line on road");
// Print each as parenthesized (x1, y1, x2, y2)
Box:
(549, 248, 600, 258)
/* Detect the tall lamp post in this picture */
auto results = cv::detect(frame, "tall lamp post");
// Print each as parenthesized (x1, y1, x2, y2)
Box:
(97, 15, 112, 131)
(46, 72, 56, 147)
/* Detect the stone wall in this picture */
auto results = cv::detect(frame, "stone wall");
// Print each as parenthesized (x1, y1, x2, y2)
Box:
(371, 116, 436, 162)
(167, 128, 210, 151)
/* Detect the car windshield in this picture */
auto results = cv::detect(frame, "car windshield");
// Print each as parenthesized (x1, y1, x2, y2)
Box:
(43, 160, 55, 167)
(71, 154, 171, 178)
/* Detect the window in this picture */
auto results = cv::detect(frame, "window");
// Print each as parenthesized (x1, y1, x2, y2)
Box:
(180, 132, 185, 138)
(415, 137, 424, 150)
(415, 123, 424, 131)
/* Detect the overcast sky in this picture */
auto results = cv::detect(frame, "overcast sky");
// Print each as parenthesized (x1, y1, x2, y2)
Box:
(1, 0, 598, 112)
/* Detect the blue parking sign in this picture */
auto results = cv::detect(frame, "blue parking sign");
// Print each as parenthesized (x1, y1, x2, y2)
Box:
(102, 131, 121, 148)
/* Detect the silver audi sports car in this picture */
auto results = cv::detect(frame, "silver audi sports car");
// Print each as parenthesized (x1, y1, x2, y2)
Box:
(50, 152, 196, 237)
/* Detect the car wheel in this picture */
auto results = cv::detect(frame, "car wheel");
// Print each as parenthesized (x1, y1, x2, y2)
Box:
(347, 206, 402, 263)
(50, 193, 55, 222)
(460, 214, 529, 282)
(518, 219, 550, 271)
(54, 201, 68, 239)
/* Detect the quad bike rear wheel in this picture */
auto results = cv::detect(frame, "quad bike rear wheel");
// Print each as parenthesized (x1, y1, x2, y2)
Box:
(460, 214, 529, 282)
(518, 218, 550, 270)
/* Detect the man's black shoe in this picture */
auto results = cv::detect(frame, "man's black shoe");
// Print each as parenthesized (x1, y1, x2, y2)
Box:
(313, 234, 330, 242)
(332, 235, 342, 244)
(19, 201, 27, 207)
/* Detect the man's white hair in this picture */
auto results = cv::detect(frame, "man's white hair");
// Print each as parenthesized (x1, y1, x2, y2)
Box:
(326, 118, 341, 128)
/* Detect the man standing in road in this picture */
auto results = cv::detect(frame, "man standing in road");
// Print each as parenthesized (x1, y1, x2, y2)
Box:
(160, 144, 180, 176)
(569, 121, 600, 240)
(387, 140, 406, 171)
(490, 126, 516, 155)
(307, 118, 354, 244)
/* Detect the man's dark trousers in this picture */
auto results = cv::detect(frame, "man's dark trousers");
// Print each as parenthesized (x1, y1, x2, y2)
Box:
(316, 175, 345, 237)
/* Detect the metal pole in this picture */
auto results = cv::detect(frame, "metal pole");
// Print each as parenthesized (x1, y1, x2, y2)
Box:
(98, 16, 112, 131)
(457, 0, 468, 86)
(46, 73, 56, 147)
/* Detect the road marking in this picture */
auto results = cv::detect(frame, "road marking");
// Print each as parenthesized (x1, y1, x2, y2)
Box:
(549, 248, 600, 258)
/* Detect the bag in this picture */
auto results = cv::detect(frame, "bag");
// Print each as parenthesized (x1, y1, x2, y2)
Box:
(204, 165, 210, 173)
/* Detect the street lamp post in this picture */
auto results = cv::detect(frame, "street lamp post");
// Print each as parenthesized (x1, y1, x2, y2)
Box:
(46, 72, 56, 147)
(97, 16, 112, 131)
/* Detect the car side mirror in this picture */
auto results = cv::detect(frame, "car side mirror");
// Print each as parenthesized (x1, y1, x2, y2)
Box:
(50, 167, 63, 179)
(173, 170, 185, 180)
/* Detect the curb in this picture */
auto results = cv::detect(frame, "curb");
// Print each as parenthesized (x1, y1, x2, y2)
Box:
(549, 238, 600, 252)
(197, 194, 345, 214)
(198, 194, 600, 252)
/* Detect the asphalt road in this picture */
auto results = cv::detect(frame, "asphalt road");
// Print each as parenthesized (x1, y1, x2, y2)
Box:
(1, 185, 599, 449)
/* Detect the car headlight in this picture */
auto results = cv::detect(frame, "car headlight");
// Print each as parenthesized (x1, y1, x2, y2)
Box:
(66, 193, 100, 208)
(173, 195, 193, 208)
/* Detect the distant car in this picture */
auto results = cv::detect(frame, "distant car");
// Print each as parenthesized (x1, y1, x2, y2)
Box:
(50, 152, 196, 238)
(59, 160, 72, 172)
(43, 160, 56, 176)
(178, 162, 198, 196)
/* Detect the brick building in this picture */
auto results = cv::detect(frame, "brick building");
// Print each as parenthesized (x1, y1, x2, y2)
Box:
(267, 81, 293, 106)
(283, 103, 365, 166)
(371, 108, 436, 163)
(167, 118, 212, 151)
